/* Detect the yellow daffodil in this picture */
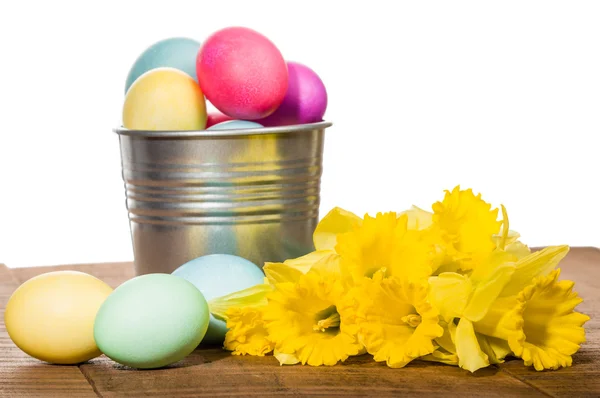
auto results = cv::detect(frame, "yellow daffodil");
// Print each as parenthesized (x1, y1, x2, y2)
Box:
(217, 186, 589, 373)
(350, 273, 443, 368)
(427, 243, 574, 372)
(223, 306, 274, 356)
(209, 284, 273, 356)
(432, 186, 502, 271)
(262, 270, 363, 366)
(475, 268, 589, 371)
(336, 212, 435, 282)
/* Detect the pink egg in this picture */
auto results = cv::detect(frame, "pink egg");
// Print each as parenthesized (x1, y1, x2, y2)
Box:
(257, 62, 328, 127)
(196, 27, 288, 120)
(206, 111, 233, 128)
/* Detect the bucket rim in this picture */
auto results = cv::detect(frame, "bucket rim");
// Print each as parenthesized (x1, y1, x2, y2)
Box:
(113, 120, 333, 138)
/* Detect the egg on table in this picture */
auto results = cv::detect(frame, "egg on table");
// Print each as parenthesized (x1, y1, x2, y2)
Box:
(196, 26, 288, 120)
(172, 254, 265, 344)
(258, 61, 328, 127)
(93, 273, 210, 369)
(4, 271, 113, 364)
(125, 37, 201, 94)
(207, 120, 263, 131)
(122, 67, 207, 131)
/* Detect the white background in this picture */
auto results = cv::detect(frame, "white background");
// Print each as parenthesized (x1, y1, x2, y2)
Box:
(1, 0, 599, 268)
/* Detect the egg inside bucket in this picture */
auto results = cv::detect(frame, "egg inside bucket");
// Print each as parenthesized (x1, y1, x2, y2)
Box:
(122, 67, 207, 131)
(207, 120, 263, 130)
(125, 37, 201, 94)
(196, 26, 288, 120)
(257, 61, 328, 127)
(4, 271, 113, 364)
(172, 254, 265, 344)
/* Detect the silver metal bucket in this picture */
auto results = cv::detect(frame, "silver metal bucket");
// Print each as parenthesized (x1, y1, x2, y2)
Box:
(114, 121, 332, 275)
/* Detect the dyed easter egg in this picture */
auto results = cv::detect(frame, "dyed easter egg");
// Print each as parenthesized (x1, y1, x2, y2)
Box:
(122, 67, 207, 131)
(125, 37, 201, 93)
(207, 120, 263, 131)
(196, 26, 288, 120)
(4, 271, 113, 364)
(172, 254, 265, 344)
(258, 61, 328, 127)
(206, 111, 234, 128)
(93, 274, 209, 369)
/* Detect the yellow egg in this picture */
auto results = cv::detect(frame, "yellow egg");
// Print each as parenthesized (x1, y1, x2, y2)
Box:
(4, 271, 113, 364)
(122, 67, 207, 130)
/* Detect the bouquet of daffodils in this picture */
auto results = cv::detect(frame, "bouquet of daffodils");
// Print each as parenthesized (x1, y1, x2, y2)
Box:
(208, 186, 589, 372)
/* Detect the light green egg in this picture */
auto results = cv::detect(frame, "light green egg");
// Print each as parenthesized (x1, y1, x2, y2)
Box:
(93, 274, 209, 369)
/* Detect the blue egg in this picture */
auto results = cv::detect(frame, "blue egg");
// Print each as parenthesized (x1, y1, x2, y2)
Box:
(171, 254, 265, 344)
(207, 120, 264, 130)
(125, 37, 201, 93)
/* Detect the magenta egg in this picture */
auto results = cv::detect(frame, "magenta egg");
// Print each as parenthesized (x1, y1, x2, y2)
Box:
(196, 27, 288, 120)
(257, 61, 328, 127)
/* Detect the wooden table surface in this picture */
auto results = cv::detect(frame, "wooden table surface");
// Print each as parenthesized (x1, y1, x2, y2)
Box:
(1, 247, 598, 397)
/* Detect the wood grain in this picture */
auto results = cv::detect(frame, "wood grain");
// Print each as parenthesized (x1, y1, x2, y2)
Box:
(0, 265, 96, 397)
(1, 248, 598, 397)
(79, 349, 544, 397)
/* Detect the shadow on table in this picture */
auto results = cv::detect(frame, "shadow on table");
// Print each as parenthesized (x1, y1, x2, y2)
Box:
(83, 346, 232, 371)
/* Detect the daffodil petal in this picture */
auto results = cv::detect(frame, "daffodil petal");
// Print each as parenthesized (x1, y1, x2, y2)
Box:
(313, 207, 363, 251)
(274, 349, 300, 365)
(208, 284, 272, 321)
(398, 205, 433, 230)
(420, 347, 459, 365)
(473, 296, 516, 340)
(455, 319, 490, 372)
(493, 231, 521, 249)
(308, 252, 342, 278)
(264, 250, 341, 285)
(433, 319, 457, 355)
(263, 262, 305, 284)
(469, 249, 516, 284)
(505, 240, 531, 260)
(428, 273, 472, 322)
(463, 254, 516, 322)
(477, 334, 511, 364)
(286, 250, 337, 272)
(500, 245, 569, 297)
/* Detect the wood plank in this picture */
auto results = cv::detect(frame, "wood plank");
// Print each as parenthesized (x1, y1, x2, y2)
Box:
(497, 247, 600, 397)
(80, 349, 545, 397)
(0, 264, 97, 397)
